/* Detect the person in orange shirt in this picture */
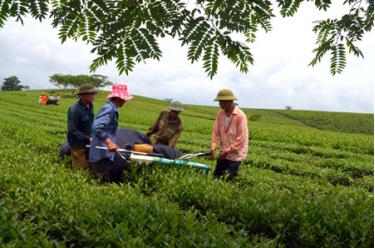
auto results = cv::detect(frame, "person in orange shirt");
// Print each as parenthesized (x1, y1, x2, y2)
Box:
(209, 89, 249, 181)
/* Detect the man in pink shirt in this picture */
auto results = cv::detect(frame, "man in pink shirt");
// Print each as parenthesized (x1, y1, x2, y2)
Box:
(209, 89, 249, 181)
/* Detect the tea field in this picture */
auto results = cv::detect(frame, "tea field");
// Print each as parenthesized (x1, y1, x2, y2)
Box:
(0, 90, 373, 247)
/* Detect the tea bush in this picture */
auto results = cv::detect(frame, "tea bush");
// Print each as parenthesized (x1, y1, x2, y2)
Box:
(0, 90, 373, 247)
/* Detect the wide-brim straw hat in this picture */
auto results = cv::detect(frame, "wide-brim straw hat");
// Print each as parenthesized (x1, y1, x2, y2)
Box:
(107, 84, 133, 101)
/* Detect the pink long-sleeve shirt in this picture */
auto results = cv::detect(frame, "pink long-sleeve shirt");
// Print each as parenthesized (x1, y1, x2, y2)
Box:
(211, 106, 249, 161)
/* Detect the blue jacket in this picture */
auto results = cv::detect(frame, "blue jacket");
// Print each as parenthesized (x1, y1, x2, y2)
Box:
(89, 101, 118, 162)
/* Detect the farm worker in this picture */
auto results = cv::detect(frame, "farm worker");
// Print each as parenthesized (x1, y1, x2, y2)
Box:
(67, 84, 98, 170)
(89, 84, 133, 183)
(146, 100, 184, 148)
(208, 89, 249, 182)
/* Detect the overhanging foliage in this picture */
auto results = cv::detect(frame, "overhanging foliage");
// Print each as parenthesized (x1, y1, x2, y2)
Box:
(0, 0, 373, 77)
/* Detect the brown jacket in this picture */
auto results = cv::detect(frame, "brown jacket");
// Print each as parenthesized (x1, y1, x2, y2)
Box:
(146, 110, 183, 147)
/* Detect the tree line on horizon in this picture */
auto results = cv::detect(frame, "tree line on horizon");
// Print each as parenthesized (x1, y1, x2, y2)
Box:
(1, 74, 112, 93)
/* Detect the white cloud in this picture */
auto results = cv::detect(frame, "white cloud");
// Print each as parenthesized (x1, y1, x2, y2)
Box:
(0, 2, 373, 113)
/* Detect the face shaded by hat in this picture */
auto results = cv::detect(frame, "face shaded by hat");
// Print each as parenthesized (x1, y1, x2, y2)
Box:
(107, 84, 133, 101)
(169, 101, 184, 112)
(77, 84, 98, 95)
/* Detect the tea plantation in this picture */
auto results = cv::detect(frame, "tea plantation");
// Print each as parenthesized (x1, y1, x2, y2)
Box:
(0, 90, 373, 247)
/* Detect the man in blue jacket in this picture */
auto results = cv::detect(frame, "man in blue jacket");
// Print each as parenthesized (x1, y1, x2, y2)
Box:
(67, 84, 97, 169)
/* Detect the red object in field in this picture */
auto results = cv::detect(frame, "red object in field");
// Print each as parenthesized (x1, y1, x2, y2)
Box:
(39, 95, 48, 105)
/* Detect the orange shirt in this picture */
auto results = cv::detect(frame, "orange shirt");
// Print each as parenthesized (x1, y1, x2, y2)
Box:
(211, 107, 249, 161)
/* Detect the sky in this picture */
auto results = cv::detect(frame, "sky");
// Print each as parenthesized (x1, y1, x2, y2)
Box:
(0, 2, 374, 113)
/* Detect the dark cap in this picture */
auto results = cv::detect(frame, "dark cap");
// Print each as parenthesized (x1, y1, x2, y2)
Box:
(77, 84, 98, 95)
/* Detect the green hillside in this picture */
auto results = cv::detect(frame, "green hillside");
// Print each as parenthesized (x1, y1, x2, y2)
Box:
(272, 109, 374, 134)
(0, 90, 373, 247)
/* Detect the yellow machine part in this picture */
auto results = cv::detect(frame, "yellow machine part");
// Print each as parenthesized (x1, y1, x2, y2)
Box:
(133, 144, 154, 153)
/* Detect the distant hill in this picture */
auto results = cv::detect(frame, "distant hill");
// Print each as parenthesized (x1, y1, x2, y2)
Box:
(0, 89, 373, 135)
(271, 109, 373, 135)
(1, 89, 372, 135)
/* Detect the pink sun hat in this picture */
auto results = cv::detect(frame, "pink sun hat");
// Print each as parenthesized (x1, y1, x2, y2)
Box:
(106, 84, 133, 101)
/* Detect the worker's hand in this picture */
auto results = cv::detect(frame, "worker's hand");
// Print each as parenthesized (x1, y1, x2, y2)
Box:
(219, 150, 229, 160)
(107, 142, 119, 152)
(104, 138, 118, 152)
(207, 148, 215, 159)
(89, 137, 93, 144)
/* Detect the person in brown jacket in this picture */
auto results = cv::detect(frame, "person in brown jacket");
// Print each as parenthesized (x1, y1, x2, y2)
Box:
(146, 101, 184, 148)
